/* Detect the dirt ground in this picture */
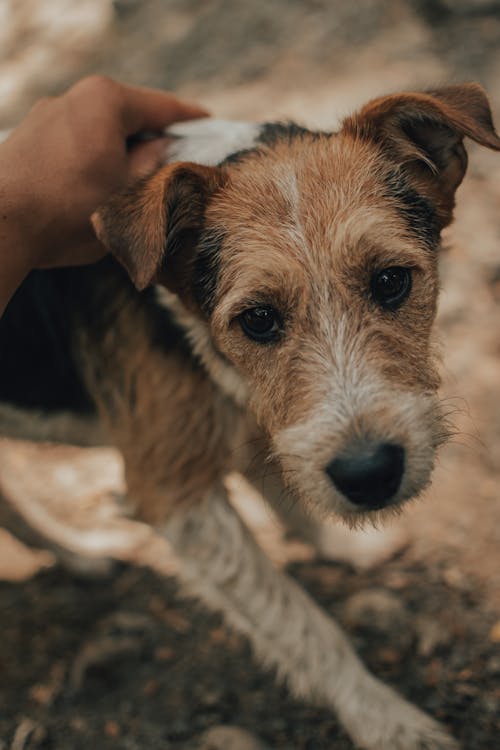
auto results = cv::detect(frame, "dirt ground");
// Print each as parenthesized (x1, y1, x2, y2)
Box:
(1, 1, 500, 749)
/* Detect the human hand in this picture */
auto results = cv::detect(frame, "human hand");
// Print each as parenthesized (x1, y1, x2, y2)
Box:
(0, 75, 208, 272)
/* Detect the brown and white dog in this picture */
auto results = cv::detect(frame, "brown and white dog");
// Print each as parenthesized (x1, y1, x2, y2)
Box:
(1, 83, 499, 750)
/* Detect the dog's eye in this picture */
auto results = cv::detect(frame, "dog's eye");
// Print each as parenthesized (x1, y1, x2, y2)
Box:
(371, 267, 412, 310)
(239, 306, 282, 343)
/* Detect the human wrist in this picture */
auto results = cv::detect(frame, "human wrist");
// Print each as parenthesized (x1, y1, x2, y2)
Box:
(0, 144, 45, 268)
(0, 219, 34, 315)
(0, 161, 40, 314)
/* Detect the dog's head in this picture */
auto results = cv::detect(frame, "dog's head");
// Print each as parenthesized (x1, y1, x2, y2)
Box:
(94, 83, 500, 523)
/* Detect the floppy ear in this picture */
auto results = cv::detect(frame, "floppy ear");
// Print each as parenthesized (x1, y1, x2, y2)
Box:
(92, 162, 226, 293)
(344, 83, 500, 229)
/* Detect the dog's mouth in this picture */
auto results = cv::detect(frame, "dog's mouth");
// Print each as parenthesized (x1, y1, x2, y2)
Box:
(274, 431, 439, 523)
(273, 387, 447, 522)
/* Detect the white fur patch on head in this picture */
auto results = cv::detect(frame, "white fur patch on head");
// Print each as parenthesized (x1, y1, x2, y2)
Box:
(165, 119, 261, 167)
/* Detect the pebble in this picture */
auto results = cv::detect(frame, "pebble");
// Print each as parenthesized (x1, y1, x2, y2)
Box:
(488, 620, 500, 643)
(415, 615, 451, 657)
(343, 588, 413, 650)
(194, 726, 272, 750)
(486, 654, 500, 675)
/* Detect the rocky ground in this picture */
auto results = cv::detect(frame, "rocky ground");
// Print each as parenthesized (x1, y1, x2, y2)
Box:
(0, 1, 500, 749)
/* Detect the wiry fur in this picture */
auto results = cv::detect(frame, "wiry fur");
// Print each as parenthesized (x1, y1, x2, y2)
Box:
(2, 83, 500, 750)
(165, 489, 457, 750)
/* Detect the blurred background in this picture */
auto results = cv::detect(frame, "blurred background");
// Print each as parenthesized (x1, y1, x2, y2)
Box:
(0, 2, 499, 749)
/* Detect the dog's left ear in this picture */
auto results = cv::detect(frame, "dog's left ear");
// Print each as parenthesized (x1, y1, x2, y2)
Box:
(344, 83, 500, 229)
(92, 162, 226, 293)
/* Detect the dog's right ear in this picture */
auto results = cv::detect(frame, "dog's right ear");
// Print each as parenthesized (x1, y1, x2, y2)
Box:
(92, 162, 226, 292)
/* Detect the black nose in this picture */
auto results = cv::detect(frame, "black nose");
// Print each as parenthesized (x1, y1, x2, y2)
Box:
(325, 442, 405, 508)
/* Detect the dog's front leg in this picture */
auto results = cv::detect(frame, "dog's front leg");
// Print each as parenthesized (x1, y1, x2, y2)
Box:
(162, 487, 457, 750)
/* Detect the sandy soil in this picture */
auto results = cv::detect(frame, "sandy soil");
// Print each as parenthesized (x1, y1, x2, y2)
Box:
(0, 1, 499, 748)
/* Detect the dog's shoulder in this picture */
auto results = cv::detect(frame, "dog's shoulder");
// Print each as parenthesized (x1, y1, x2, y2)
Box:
(0, 259, 193, 416)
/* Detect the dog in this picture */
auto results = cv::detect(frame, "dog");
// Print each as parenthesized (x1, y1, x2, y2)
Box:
(1, 82, 499, 750)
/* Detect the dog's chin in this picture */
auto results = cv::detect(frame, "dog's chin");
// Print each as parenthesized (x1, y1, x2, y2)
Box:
(334, 498, 409, 531)
(288, 473, 432, 531)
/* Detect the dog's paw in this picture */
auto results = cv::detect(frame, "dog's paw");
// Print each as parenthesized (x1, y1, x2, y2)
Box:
(342, 679, 458, 750)
(377, 712, 459, 750)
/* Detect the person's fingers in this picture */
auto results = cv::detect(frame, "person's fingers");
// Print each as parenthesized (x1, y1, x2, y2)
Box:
(66, 76, 208, 138)
(127, 136, 171, 178)
(118, 82, 209, 134)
